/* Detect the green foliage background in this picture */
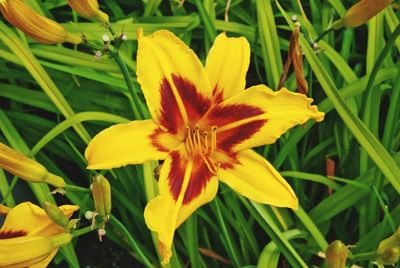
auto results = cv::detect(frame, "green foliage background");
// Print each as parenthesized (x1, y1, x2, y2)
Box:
(0, 0, 399, 267)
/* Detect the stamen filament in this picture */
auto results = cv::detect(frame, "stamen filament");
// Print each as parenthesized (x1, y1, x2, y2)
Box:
(202, 154, 217, 174)
(211, 126, 217, 155)
(184, 125, 218, 174)
(195, 125, 201, 154)
(203, 132, 209, 154)
(186, 127, 195, 152)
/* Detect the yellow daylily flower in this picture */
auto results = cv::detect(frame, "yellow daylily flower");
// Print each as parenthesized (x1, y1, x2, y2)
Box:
(85, 30, 325, 264)
(333, 0, 393, 29)
(0, 0, 81, 44)
(67, 0, 109, 24)
(0, 142, 66, 187)
(0, 202, 79, 267)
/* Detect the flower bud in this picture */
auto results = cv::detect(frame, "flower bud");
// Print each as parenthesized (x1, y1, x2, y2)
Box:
(375, 228, 400, 265)
(376, 247, 400, 265)
(325, 240, 348, 268)
(91, 174, 111, 219)
(44, 201, 70, 232)
(0, 233, 72, 267)
(0, 142, 66, 187)
(0, 0, 81, 44)
(67, 0, 109, 24)
(333, 0, 393, 29)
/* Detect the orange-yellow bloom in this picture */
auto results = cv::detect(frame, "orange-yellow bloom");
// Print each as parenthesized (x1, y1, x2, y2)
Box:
(333, 0, 393, 29)
(67, 0, 109, 24)
(85, 30, 324, 264)
(0, 142, 66, 187)
(0, 0, 81, 44)
(0, 202, 78, 267)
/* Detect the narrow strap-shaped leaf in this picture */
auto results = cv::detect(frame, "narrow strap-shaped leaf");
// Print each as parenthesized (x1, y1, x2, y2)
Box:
(301, 36, 400, 193)
(0, 21, 91, 143)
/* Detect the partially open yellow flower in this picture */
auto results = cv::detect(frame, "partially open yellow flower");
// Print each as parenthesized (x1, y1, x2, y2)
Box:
(85, 29, 324, 264)
(67, 0, 109, 24)
(0, 202, 79, 267)
(333, 0, 393, 29)
(0, 0, 81, 44)
(0, 142, 66, 187)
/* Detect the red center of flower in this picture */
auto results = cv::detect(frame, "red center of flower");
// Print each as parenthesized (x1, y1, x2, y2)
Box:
(0, 229, 27, 239)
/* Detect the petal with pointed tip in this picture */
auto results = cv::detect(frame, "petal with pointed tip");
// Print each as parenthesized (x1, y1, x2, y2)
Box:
(203, 86, 324, 153)
(85, 120, 181, 169)
(206, 33, 250, 102)
(144, 147, 218, 264)
(219, 149, 298, 209)
(137, 30, 212, 136)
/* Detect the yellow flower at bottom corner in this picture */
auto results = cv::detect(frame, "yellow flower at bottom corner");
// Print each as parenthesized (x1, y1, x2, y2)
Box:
(85, 29, 325, 264)
(0, 0, 81, 44)
(0, 202, 79, 267)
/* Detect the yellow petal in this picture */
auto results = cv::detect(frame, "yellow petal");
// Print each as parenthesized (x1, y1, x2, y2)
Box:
(137, 29, 212, 135)
(0, 204, 11, 215)
(144, 147, 218, 264)
(203, 86, 324, 152)
(0, 233, 71, 267)
(206, 33, 250, 101)
(218, 149, 298, 209)
(0, 202, 78, 237)
(85, 119, 180, 170)
(29, 249, 58, 268)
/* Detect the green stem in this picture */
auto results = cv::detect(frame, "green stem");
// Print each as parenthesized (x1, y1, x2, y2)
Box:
(106, 24, 143, 119)
(313, 27, 333, 44)
(110, 215, 153, 268)
(72, 226, 93, 238)
(64, 184, 90, 193)
(352, 251, 377, 262)
(294, 206, 328, 250)
(110, 50, 143, 120)
(107, 23, 116, 36)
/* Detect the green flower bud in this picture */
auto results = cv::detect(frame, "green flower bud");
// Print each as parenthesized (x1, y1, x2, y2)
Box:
(91, 174, 111, 219)
(44, 201, 72, 232)
(376, 227, 400, 265)
(376, 247, 400, 265)
(325, 240, 348, 268)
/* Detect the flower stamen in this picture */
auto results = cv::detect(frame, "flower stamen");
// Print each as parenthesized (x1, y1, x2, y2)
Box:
(184, 125, 218, 174)
(210, 126, 217, 155)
